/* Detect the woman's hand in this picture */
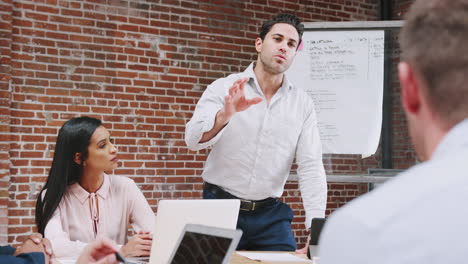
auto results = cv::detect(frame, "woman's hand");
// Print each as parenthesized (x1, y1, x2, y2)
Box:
(120, 231, 153, 257)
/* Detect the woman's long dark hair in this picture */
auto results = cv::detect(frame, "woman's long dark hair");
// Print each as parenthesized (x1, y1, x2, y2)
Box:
(35, 116, 102, 235)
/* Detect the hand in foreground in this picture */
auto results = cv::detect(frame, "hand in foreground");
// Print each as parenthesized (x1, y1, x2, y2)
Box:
(120, 231, 153, 257)
(14, 233, 53, 264)
(223, 77, 262, 119)
(76, 238, 119, 264)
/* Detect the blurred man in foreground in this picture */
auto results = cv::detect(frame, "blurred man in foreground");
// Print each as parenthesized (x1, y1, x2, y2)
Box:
(319, 0, 468, 263)
(0, 233, 119, 264)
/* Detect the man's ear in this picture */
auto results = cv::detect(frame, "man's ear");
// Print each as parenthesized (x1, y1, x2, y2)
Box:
(74, 152, 82, 165)
(399, 62, 421, 115)
(255, 37, 263, 53)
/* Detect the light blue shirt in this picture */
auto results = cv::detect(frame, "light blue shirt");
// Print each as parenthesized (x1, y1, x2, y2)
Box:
(319, 118, 468, 263)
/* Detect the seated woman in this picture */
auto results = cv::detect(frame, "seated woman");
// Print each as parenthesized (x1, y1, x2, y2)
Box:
(35, 116, 154, 259)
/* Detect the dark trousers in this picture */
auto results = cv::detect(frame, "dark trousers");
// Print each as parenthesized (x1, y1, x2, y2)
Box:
(203, 183, 297, 251)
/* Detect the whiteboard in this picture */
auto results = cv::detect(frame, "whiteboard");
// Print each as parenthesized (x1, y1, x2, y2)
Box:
(287, 30, 384, 157)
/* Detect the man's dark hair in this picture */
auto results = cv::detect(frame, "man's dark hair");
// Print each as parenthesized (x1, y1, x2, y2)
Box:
(259, 14, 304, 46)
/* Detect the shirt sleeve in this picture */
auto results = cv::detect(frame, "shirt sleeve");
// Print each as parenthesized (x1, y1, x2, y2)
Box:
(44, 208, 87, 259)
(0, 245, 16, 255)
(295, 105, 328, 229)
(185, 78, 230, 151)
(128, 180, 155, 233)
(319, 209, 374, 264)
(0, 252, 45, 264)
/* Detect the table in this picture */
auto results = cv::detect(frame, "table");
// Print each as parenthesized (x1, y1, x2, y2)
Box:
(56, 251, 311, 264)
(231, 252, 311, 264)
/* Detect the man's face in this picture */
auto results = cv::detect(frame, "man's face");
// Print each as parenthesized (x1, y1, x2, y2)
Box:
(256, 23, 300, 74)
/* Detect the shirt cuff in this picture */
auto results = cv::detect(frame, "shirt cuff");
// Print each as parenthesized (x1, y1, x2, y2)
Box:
(189, 110, 228, 150)
(305, 209, 326, 229)
(16, 252, 46, 264)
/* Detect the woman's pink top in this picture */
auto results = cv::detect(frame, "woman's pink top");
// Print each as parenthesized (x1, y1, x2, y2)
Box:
(44, 174, 155, 258)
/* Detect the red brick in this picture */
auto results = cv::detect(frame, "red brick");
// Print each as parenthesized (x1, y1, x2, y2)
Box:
(0, 0, 397, 246)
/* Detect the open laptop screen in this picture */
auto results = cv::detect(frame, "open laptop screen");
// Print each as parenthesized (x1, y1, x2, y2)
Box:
(150, 199, 240, 264)
(168, 224, 242, 264)
(170, 231, 232, 264)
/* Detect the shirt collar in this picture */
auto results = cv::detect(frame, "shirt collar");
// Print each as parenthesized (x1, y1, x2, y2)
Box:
(241, 62, 294, 95)
(431, 118, 468, 159)
(69, 173, 110, 204)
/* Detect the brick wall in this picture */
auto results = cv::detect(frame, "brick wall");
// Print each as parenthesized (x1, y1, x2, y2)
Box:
(390, 0, 419, 171)
(0, 0, 12, 245)
(393, 0, 414, 19)
(0, 0, 418, 249)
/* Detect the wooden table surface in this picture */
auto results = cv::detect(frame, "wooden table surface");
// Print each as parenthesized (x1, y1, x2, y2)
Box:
(231, 252, 311, 264)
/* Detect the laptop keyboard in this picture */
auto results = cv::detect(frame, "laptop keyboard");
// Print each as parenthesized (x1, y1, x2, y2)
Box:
(125, 257, 150, 264)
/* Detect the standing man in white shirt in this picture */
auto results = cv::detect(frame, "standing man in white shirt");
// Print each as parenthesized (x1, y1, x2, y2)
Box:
(319, 0, 468, 263)
(185, 14, 327, 251)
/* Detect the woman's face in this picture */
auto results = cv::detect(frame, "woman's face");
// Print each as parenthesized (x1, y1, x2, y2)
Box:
(83, 126, 119, 171)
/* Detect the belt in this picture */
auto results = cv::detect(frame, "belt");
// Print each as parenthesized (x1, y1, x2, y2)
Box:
(204, 182, 278, 212)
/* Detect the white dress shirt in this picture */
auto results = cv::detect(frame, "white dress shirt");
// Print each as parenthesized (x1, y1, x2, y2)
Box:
(185, 63, 327, 227)
(319, 118, 468, 264)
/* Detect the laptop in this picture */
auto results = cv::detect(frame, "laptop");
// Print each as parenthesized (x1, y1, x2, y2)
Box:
(143, 199, 240, 264)
(167, 224, 242, 264)
(307, 217, 327, 259)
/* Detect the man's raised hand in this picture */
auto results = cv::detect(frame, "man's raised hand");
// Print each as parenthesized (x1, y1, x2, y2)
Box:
(223, 77, 263, 119)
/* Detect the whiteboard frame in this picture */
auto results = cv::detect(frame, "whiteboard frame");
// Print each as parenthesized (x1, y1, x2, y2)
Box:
(299, 20, 404, 182)
(303, 20, 404, 30)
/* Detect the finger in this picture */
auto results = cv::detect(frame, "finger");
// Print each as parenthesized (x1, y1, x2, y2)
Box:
(135, 241, 152, 250)
(228, 82, 238, 97)
(233, 77, 245, 85)
(91, 238, 119, 256)
(139, 234, 153, 240)
(136, 232, 149, 237)
(135, 239, 153, 248)
(139, 244, 152, 251)
(134, 233, 147, 240)
(138, 239, 153, 247)
(246, 97, 263, 106)
(238, 77, 249, 92)
(94, 253, 117, 264)
(97, 238, 119, 252)
(136, 249, 151, 257)
(42, 238, 53, 256)
(224, 95, 232, 107)
(232, 83, 240, 97)
(295, 247, 307, 254)
(237, 77, 249, 84)
(29, 233, 43, 244)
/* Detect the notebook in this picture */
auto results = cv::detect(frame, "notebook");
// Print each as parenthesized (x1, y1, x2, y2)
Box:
(148, 199, 240, 264)
(167, 224, 242, 264)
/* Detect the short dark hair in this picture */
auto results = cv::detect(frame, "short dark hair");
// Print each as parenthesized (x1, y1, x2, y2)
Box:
(259, 14, 304, 46)
(400, 0, 468, 127)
